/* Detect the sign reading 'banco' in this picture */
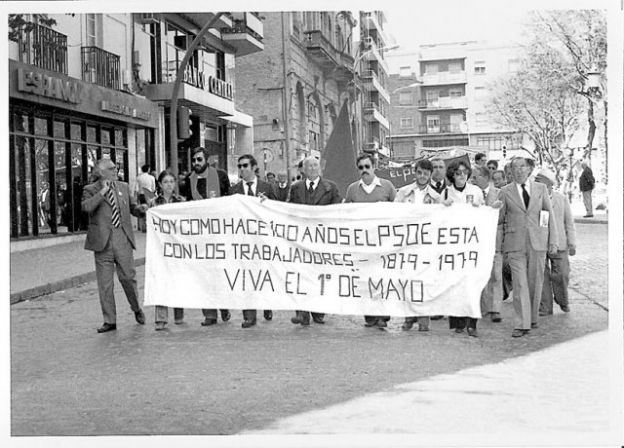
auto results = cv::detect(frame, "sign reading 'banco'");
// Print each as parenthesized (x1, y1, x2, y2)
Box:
(17, 68, 81, 104)
(183, 66, 233, 100)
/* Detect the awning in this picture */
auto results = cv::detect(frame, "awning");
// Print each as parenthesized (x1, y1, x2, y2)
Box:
(219, 109, 253, 127)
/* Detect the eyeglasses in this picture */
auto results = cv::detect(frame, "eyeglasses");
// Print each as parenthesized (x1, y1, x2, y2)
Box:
(192, 157, 204, 162)
(237, 163, 250, 169)
(358, 164, 371, 170)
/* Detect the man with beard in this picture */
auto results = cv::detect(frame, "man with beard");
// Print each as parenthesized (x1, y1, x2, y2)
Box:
(232, 154, 277, 328)
(181, 147, 231, 326)
(394, 159, 439, 332)
(345, 153, 396, 328)
(288, 156, 342, 325)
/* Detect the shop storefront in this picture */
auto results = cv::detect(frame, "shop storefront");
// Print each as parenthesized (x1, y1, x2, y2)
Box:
(9, 60, 160, 239)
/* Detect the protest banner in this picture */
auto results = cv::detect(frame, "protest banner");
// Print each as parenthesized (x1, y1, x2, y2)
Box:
(377, 153, 471, 188)
(144, 195, 498, 318)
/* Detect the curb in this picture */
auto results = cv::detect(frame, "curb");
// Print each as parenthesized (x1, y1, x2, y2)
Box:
(10, 257, 146, 305)
(573, 217, 608, 225)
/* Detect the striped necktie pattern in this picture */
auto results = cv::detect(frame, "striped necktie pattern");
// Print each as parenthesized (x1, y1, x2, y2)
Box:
(108, 186, 121, 227)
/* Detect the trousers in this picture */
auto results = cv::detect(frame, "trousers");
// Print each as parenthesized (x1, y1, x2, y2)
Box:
(540, 250, 570, 314)
(507, 241, 547, 330)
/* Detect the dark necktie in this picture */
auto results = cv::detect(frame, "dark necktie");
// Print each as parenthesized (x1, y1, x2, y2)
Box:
(521, 183, 530, 208)
(247, 182, 255, 196)
(108, 185, 120, 228)
(482, 189, 487, 201)
(436, 181, 442, 192)
(308, 181, 315, 195)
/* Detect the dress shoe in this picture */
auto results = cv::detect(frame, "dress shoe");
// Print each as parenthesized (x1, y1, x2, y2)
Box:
(531, 322, 538, 329)
(454, 328, 465, 333)
(418, 323, 430, 332)
(512, 329, 528, 337)
(241, 319, 257, 328)
(364, 319, 378, 327)
(560, 304, 570, 313)
(264, 310, 273, 321)
(467, 328, 478, 337)
(201, 318, 217, 326)
(583, 214, 594, 218)
(134, 309, 145, 325)
(376, 319, 387, 328)
(220, 310, 231, 322)
(312, 316, 324, 324)
(155, 322, 166, 331)
(291, 315, 302, 325)
(97, 323, 117, 333)
(401, 319, 415, 331)
(430, 315, 444, 320)
(300, 313, 311, 326)
(490, 312, 502, 323)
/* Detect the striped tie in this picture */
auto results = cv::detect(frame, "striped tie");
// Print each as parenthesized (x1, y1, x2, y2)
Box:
(108, 186, 121, 228)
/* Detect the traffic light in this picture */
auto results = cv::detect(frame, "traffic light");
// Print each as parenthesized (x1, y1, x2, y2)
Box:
(502, 145, 507, 158)
(177, 106, 193, 140)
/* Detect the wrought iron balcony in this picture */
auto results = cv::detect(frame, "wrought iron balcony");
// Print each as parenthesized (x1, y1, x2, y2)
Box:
(416, 123, 465, 134)
(81, 46, 121, 90)
(417, 97, 468, 110)
(15, 22, 68, 74)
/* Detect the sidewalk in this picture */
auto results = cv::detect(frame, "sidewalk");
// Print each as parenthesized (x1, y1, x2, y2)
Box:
(9, 231, 146, 304)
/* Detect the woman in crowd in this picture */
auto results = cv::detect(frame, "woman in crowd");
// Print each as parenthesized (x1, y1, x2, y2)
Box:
(442, 159, 485, 337)
(149, 170, 186, 330)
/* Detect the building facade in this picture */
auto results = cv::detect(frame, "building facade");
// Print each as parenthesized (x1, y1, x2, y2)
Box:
(234, 11, 355, 179)
(356, 11, 393, 161)
(387, 41, 525, 162)
(8, 12, 263, 241)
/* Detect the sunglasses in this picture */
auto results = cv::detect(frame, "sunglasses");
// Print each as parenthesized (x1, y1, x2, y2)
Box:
(237, 163, 250, 169)
(358, 164, 372, 170)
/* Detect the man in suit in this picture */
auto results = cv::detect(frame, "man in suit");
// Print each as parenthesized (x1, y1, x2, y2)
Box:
(288, 156, 342, 325)
(535, 168, 576, 315)
(497, 157, 558, 337)
(274, 171, 290, 202)
(579, 161, 595, 218)
(82, 159, 147, 333)
(429, 157, 447, 199)
(180, 147, 231, 326)
(471, 166, 503, 322)
(232, 154, 277, 328)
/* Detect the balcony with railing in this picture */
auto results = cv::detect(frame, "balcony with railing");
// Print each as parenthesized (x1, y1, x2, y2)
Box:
(81, 46, 121, 90)
(360, 69, 390, 103)
(363, 102, 390, 130)
(14, 22, 68, 74)
(361, 37, 390, 74)
(220, 12, 264, 56)
(417, 97, 468, 110)
(416, 122, 466, 135)
(303, 30, 354, 83)
(421, 71, 467, 86)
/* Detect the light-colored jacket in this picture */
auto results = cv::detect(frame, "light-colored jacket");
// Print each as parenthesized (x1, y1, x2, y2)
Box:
(551, 191, 576, 249)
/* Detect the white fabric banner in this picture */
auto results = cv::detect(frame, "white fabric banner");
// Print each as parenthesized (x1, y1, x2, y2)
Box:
(144, 195, 499, 318)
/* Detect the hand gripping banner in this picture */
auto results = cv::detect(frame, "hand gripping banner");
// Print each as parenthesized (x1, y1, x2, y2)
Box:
(144, 195, 499, 318)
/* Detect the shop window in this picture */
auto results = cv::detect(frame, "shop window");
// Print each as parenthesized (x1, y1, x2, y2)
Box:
(87, 126, 97, 142)
(53, 120, 66, 138)
(71, 123, 82, 140)
(115, 129, 126, 147)
(14, 112, 30, 133)
(34, 138, 52, 234)
(13, 136, 33, 236)
(101, 128, 112, 146)
(34, 117, 48, 136)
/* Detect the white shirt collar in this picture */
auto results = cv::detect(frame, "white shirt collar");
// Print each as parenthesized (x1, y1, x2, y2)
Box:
(244, 177, 258, 193)
(307, 178, 319, 189)
(515, 180, 531, 196)
(359, 176, 382, 194)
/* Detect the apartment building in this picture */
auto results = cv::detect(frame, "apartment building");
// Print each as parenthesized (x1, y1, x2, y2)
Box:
(234, 11, 356, 178)
(387, 41, 525, 161)
(9, 12, 263, 240)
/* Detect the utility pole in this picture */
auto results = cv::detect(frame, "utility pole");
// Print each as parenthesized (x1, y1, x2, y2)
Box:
(280, 12, 292, 185)
(169, 13, 224, 182)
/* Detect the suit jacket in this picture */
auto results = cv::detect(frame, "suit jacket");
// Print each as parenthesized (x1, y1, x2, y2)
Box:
(483, 185, 502, 252)
(180, 167, 230, 200)
(551, 191, 576, 249)
(82, 181, 140, 252)
(274, 184, 290, 202)
(497, 180, 558, 253)
(579, 167, 595, 192)
(288, 177, 342, 205)
(232, 178, 277, 200)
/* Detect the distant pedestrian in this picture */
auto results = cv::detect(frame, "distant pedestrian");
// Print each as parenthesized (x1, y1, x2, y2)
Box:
(82, 159, 147, 333)
(288, 156, 342, 326)
(579, 161, 595, 217)
(180, 147, 231, 326)
(442, 159, 485, 337)
(266, 172, 276, 184)
(474, 152, 487, 168)
(135, 164, 156, 232)
(149, 170, 186, 330)
(486, 160, 498, 172)
(345, 153, 396, 329)
(274, 171, 290, 202)
(429, 157, 447, 199)
(492, 169, 506, 189)
(232, 155, 277, 328)
(535, 168, 576, 315)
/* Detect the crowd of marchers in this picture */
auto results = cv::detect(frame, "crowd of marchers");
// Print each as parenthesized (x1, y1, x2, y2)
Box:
(82, 148, 590, 338)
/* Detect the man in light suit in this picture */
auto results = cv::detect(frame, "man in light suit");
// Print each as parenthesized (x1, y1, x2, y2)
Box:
(288, 156, 342, 325)
(471, 166, 503, 322)
(497, 157, 558, 337)
(535, 168, 576, 315)
(232, 154, 277, 328)
(82, 159, 147, 333)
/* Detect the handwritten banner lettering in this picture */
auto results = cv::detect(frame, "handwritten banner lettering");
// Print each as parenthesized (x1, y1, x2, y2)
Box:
(144, 195, 498, 318)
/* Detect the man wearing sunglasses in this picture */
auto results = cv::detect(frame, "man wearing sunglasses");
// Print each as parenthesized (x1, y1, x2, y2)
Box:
(345, 153, 396, 328)
(232, 154, 277, 328)
(288, 156, 342, 325)
(181, 146, 232, 326)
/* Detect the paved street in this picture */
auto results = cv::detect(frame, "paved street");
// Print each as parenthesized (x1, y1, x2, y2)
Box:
(10, 223, 610, 440)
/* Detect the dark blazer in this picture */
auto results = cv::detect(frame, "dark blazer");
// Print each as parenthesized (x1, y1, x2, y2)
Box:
(579, 167, 595, 192)
(288, 177, 342, 206)
(274, 184, 290, 202)
(81, 181, 141, 252)
(180, 167, 230, 200)
(232, 178, 277, 200)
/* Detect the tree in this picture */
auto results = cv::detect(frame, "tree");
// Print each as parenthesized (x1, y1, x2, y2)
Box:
(8, 14, 57, 41)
